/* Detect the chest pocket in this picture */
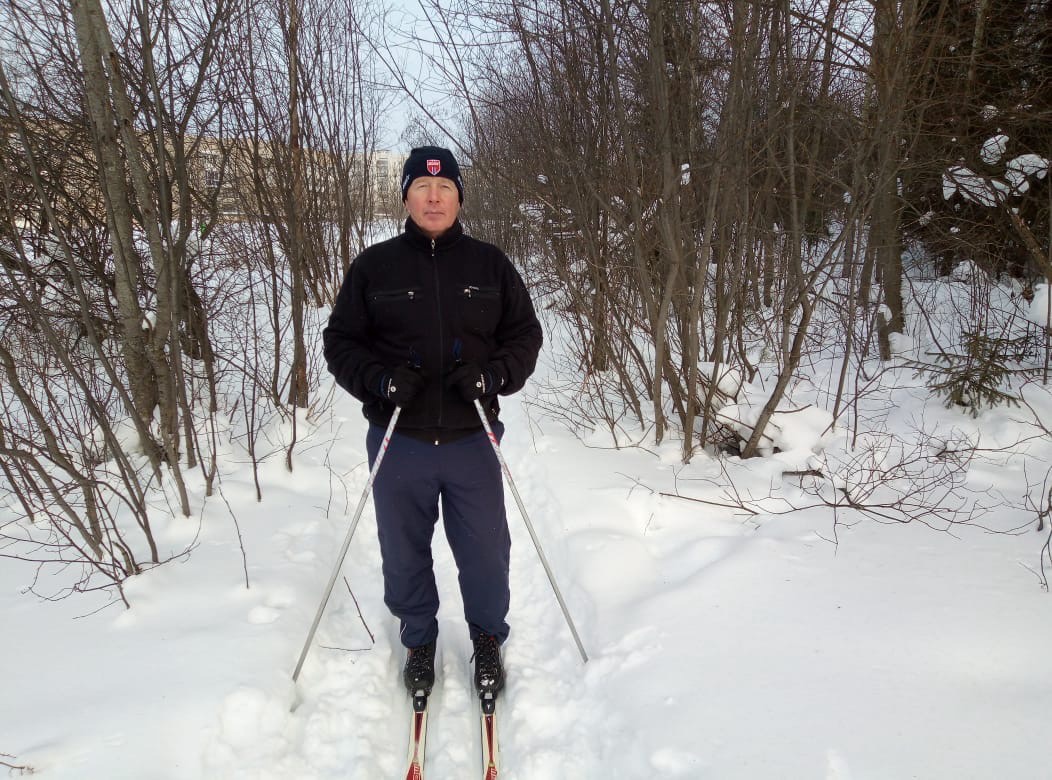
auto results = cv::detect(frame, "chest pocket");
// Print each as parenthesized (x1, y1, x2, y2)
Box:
(368, 286, 423, 330)
(456, 284, 501, 335)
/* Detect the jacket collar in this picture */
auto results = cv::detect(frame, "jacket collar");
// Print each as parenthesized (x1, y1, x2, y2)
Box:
(403, 217, 464, 252)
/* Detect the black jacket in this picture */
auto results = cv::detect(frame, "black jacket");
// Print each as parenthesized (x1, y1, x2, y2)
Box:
(323, 218, 543, 441)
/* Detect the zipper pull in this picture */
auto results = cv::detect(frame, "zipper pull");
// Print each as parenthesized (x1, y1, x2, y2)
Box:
(463, 285, 479, 298)
(431, 238, 436, 256)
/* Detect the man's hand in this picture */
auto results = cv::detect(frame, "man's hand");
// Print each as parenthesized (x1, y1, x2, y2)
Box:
(445, 362, 501, 402)
(379, 366, 426, 407)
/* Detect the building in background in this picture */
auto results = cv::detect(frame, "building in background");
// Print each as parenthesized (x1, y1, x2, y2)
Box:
(369, 149, 409, 217)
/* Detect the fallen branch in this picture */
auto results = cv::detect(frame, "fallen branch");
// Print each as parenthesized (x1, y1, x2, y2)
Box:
(1, 753, 34, 775)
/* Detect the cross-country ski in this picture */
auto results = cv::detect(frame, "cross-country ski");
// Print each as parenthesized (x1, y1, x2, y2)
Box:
(480, 692, 500, 780)
(404, 693, 429, 780)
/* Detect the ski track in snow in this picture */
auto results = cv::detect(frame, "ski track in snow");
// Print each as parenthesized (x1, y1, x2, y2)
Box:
(196, 388, 742, 779)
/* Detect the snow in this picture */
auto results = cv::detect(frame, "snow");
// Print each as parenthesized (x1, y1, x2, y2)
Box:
(943, 154, 1050, 205)
(1005, 153, 1050, 195)
(980, 133, 1008, 165)
(1027, 283, 1052, 328)
(719, 393, 834, 459)
(943, 164, 1007, 206)
(4, 321, 1052, 779)
(1008, 153, 1050, 180)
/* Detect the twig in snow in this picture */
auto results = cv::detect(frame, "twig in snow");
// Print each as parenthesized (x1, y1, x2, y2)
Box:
(1, 753, 34, 775)
(344, 576, 374, 644)
(216, 479, 249, 589)
(319, 643, 372, 653)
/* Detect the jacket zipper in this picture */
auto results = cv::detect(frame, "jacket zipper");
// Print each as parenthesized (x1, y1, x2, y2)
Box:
(432, 238, 443, 444)
(459, 285, 499, 300)
(372, 288, 419, 302)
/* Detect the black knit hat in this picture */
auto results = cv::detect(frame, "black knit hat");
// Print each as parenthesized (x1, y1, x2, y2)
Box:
(401, 146, 464, 203)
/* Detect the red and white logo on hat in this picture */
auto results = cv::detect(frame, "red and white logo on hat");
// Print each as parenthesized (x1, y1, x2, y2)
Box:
(426, 159, 442, 175)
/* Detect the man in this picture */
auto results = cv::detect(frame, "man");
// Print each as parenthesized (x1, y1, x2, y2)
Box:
(322, 146, 543, 701)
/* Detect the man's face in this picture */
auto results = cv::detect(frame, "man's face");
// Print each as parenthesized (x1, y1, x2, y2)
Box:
(404, 176, 461, 239)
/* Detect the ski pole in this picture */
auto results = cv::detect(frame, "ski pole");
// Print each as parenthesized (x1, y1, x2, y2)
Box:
(292, 406, 402, 683)
(473, 399, 589, 663)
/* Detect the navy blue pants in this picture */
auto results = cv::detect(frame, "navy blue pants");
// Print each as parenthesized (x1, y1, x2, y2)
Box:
(366, 422, 510, 649)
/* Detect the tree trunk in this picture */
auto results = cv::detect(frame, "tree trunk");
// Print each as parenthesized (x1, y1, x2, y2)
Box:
(287, 0, 309, 411)
(69, 0, 161, 461)
(871, 0, 909, 360)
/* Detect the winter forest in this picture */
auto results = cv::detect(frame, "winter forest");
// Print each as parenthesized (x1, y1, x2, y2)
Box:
(2, 0, 1052, 778)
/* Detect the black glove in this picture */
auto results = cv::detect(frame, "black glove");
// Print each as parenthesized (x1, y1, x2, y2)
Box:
(378, 366, 425, 407)
(445, 362, 502, 402)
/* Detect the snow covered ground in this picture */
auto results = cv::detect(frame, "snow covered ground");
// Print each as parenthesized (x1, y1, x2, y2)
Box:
(4, 321, 1052, 779)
